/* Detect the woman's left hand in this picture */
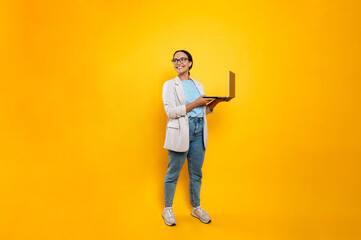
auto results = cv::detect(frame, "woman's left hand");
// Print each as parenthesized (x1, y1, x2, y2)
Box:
(214, 98, 232, 103)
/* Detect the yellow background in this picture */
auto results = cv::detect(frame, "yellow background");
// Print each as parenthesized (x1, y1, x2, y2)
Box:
(1, 0, 361, 239)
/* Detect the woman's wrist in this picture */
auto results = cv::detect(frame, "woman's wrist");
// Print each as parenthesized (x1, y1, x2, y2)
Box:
(209, 100, 218, 110)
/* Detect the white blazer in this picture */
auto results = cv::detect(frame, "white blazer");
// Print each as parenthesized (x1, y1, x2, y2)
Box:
(162, 75, 213, 152)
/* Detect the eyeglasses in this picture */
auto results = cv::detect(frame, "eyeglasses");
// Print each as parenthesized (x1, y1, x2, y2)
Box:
(171, 57, 189, 64)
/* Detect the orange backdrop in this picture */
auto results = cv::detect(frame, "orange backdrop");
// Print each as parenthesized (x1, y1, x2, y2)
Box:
(1, 0, 360, 239)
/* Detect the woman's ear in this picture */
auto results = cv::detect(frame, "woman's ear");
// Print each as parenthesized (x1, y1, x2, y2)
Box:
(189, 62, 192, 68)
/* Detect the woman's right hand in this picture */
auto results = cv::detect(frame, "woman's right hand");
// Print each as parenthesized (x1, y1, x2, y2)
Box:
(195, 95, 215, 106)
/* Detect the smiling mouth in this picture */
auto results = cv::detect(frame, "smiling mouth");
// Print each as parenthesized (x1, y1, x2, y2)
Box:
(177, 66, 184, 69)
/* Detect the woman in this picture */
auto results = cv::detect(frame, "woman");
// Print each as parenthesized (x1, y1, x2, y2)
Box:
(161, 50, 230, 226)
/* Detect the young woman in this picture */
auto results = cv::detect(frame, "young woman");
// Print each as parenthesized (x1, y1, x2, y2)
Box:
(161, 50, 230, 226)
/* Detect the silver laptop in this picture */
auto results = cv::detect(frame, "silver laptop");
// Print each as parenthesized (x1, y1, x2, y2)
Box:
(204, 70, 235, 99)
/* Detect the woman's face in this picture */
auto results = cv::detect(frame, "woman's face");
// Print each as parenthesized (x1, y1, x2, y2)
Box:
(173, 52, 192, 75)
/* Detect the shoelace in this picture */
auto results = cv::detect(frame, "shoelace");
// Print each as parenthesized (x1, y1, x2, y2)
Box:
(194, 206, 206, 216)
(167, 208, 175, 217)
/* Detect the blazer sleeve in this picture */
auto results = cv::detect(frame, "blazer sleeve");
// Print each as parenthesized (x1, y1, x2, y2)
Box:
(206, 105, 213, 115)
(162, 81, 187, 119)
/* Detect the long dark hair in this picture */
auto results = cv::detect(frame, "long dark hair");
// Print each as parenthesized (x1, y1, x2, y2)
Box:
(173, 50, 193, 75)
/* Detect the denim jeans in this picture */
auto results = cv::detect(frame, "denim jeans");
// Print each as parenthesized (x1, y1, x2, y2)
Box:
(164, 117, 205, 207)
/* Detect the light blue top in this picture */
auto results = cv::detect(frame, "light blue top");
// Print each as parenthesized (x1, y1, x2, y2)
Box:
(181, 80, 204, 117)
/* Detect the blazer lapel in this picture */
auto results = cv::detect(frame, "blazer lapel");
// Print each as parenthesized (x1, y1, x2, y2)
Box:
(175, 76, 186, 105)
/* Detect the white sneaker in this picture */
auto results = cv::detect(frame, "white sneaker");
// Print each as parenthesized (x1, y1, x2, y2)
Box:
(191, 206, 211, 223)
(162, 207, 176, 226)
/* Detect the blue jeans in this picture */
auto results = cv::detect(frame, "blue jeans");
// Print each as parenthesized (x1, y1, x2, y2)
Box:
(164, 117, 205, 207)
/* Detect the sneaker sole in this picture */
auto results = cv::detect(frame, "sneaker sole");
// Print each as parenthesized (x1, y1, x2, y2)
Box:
(191, 212, 211, 224)
(162, 214, 176, 226)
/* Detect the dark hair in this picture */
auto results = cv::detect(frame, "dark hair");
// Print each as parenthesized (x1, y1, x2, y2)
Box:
(173, 50, 193, 75)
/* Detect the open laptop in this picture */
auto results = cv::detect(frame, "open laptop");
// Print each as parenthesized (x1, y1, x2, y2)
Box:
(204, 70, 235, 99)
